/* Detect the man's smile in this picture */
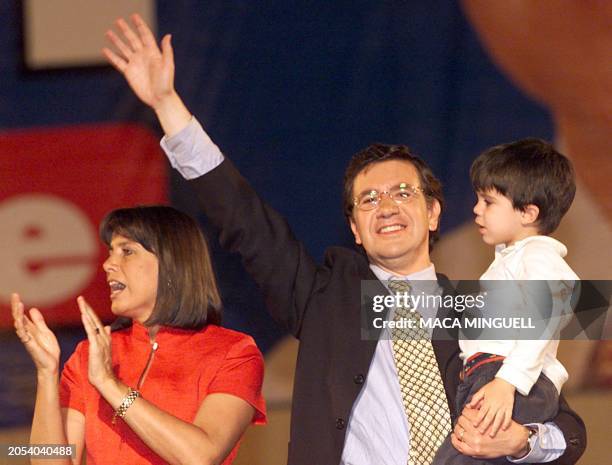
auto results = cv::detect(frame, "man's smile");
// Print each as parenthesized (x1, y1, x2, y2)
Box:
(376, 223, 407, 235)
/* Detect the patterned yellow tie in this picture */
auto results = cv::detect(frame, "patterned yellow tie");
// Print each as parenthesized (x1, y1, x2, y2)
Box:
(387, 279, 452, 465)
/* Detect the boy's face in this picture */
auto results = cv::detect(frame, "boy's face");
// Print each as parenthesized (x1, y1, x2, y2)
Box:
(473, 189, 527, 246)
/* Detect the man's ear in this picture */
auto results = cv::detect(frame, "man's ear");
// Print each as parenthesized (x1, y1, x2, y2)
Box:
(521, 204, 540, 226)
(428, 199, 442, 232)
(350, 218, 362, 245)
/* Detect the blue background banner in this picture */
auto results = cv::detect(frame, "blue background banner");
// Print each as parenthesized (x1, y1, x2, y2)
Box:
(1, 1, 553, 426)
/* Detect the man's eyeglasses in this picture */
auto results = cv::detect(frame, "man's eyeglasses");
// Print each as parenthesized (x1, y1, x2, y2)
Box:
(353, 183, 424, 211)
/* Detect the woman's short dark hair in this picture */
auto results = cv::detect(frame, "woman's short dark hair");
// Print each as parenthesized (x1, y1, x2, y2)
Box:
(100, 206, 222, 329)
(343, 143, 444, 251)
(470, 138, 576, 235)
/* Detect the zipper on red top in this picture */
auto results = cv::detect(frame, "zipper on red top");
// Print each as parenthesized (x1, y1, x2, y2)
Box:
(136, 339, 159, 390)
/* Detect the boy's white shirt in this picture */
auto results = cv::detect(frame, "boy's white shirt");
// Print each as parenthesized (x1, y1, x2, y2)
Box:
(460, 235, 578, 395)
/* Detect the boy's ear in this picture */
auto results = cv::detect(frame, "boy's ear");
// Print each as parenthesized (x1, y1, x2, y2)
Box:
(520, 204, 540, 226)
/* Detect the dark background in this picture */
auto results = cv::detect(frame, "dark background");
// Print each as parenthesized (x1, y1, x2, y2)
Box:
(0, 1, 552, 426)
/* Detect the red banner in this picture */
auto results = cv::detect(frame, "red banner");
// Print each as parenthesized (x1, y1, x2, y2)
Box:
(0, 123, 167, 327)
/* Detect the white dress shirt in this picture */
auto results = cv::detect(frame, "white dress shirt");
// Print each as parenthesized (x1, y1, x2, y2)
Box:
(341, 265, 438, 465)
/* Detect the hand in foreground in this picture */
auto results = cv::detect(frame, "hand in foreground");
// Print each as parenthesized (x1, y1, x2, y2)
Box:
(11, 293, 60, 375)
(452, 406, 530, 459)
(103, 14, 175, 109)
(467, 377, 516, 436)
(77, 296, 114, 390)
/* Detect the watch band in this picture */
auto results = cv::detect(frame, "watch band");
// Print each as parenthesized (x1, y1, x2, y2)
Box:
(526, 425, 539, 453)
(112, 387, 141, 424)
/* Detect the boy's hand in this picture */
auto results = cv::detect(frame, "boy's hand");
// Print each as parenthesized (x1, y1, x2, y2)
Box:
(467, 378, 516, 437)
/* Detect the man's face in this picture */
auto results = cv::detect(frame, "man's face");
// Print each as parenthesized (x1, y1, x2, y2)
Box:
(349, 159, 440, 275)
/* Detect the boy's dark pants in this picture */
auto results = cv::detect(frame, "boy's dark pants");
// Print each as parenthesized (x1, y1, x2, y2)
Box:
(433, 361, 559, 465)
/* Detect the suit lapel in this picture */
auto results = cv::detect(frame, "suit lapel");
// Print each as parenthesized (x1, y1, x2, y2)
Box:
(431, 274, 461, 373)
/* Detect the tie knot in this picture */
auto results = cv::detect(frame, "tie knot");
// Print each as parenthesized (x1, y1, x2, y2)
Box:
(387, 279, 411, 295)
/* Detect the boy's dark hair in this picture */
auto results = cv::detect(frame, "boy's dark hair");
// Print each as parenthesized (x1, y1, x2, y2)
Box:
(100, 205, 222, 329)
(470, 138, 575, 235)
(343, 143, 444, 250)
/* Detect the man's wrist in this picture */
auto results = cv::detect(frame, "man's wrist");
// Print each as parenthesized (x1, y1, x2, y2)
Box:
(152, 90, 180, 113)
(153, 91, 192, 137)
(510, 425, 533, 459)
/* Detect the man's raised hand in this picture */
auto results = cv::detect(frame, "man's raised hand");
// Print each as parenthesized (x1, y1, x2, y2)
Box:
(103, 14, 175, 110)
(103, 14, 191, 137)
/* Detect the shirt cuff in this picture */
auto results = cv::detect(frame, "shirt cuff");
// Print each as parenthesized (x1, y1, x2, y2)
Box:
(496, 362, 536, 396)
(507, 422, 566, 463)
(160, 116, 224, 180)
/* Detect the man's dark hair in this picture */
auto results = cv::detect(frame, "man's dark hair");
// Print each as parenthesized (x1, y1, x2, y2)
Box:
(343, 143, 444, 250)
(100, 205, 222, 328)
(470, 138, 576, 235)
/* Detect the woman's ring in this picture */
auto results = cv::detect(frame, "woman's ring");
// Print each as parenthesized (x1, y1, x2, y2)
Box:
(459, 428, 465, 441)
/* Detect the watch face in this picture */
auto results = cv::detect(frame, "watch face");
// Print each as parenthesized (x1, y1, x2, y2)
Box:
(527, 426, 538, 449)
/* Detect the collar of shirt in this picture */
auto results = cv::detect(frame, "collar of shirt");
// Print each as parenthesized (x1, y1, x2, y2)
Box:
(369, 263, 437, 282)
(495, 235, 568, 258)
(369, 263, 440, 322)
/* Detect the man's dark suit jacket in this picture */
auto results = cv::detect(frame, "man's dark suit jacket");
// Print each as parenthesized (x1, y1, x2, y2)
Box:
(190, 159, 586, 465)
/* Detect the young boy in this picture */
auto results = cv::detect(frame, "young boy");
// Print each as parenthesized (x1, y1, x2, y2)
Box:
(434, 138, 579, 464)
